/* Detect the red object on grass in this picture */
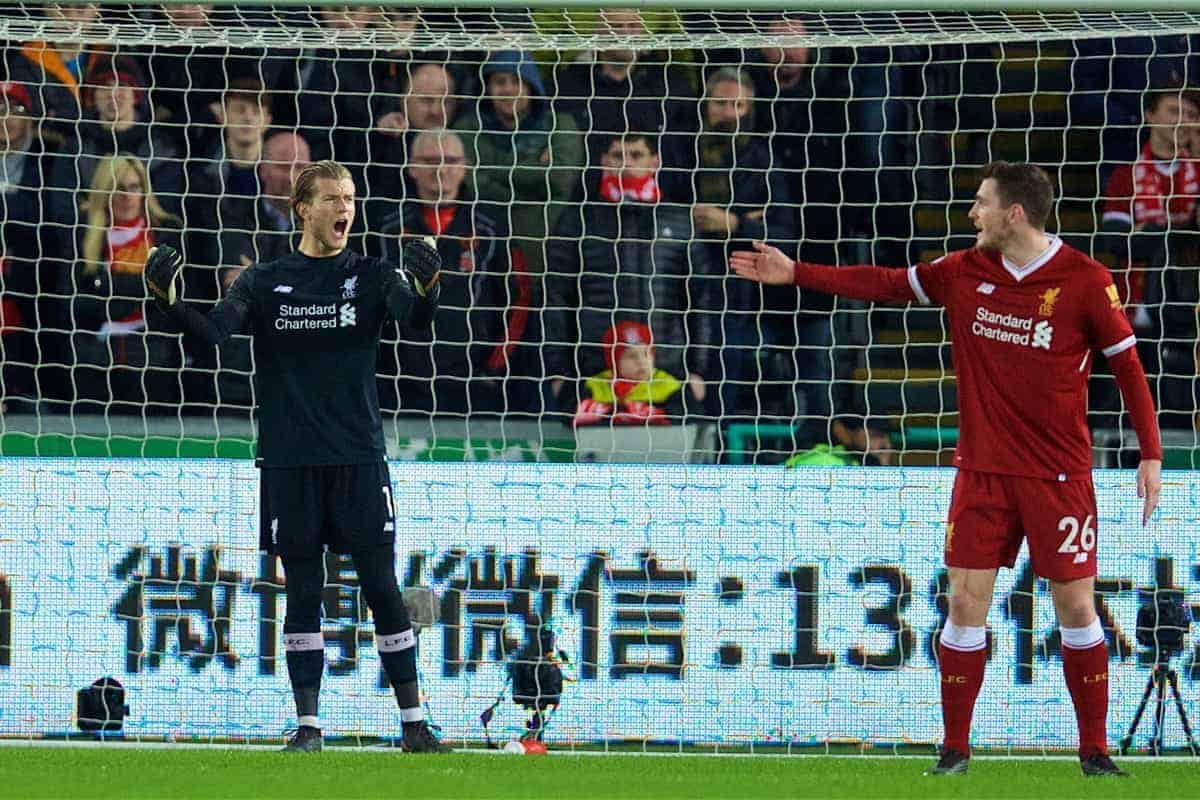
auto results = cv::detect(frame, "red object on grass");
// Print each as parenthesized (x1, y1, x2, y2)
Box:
(521, 740, 548, 755)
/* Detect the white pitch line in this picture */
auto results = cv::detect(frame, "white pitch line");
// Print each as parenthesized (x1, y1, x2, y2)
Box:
(0, 739, 1193, 762)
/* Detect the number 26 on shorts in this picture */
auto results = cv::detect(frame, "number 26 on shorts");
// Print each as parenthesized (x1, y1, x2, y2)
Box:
(1057, 515, 1096, 565)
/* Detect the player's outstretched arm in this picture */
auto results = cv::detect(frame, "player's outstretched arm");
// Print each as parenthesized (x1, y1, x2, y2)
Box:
(144, 244, 250, 347)
(386, 236, 442, 328)
(729, 240, 796, 284)
(731, 241, 924, 305)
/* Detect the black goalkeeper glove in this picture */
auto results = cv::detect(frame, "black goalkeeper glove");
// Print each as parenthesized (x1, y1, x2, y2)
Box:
(403, 236, 442, 298)
(144, 244, 185, 309)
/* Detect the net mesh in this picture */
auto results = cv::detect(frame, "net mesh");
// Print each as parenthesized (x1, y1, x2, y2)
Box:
(0, 2, 1196, 750)
(2, 3, 1197, 465)
(7, 6, 1200, 50)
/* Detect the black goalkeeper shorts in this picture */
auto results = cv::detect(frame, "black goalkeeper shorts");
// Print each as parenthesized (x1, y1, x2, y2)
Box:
(259, 461, 396, 557)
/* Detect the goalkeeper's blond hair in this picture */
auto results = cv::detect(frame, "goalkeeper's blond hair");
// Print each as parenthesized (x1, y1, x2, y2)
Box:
(290, 160, 353, 222)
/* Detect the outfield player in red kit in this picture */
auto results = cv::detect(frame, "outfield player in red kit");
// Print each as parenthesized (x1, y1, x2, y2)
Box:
(732, 161, 1162, 777)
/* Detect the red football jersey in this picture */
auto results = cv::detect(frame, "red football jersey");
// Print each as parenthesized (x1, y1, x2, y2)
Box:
(909, 237, 1135, 481)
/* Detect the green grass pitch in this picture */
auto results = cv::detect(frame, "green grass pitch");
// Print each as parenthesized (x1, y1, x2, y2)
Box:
(1, 748, 1198, 799)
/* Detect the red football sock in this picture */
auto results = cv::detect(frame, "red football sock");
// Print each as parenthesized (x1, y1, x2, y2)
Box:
(938, 642, 987, 754)
(1062, 639, 1110, 757)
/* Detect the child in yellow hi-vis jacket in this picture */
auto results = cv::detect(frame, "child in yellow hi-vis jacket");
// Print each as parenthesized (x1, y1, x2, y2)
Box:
(573, 320, 698, 427)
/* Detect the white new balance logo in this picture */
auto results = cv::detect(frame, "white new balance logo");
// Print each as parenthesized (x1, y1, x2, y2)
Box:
(339, 303, 356, 327)
(1032, 319, 1054, 349)
(273, 285, 294, 294)
(976, 282, 995, 295)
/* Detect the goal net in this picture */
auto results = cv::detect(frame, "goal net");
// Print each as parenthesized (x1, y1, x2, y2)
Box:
(0, 2, 1196, 752)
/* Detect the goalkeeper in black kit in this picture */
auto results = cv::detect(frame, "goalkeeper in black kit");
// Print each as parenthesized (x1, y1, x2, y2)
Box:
(144, 160, 449, 753)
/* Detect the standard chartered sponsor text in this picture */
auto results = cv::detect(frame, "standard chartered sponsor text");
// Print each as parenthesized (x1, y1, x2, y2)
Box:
(975, 306, 1032, 330)
(280, 303, 337, 316)
(277, 303, 339, 330)
(972, 305, 1034, 346)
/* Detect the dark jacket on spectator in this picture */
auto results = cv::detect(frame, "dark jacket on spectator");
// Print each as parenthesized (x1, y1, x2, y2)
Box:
(49, 113, 184, 226)
(554, 55, 697, 168)
(453, 50, 585, 275)
(1156, 259, 1200, 429)
(142, 43, 223, 157)
(6, 42, 107, 143)
(295, 48, 375, 172)
(657, 129, 804, 326)
(215, 195, 296, 273)
(183, 143, 264, 302)
(1070, 34, 1200, 168)
(700, 49, 892, 266)
(544, 180, 715, 381)
(1, 134, 61, 302)
(373, 201, 537, 413)
(0, 133, 65, 399)
(144, 44, 295, 158)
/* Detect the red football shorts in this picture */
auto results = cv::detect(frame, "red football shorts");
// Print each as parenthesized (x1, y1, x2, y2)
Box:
(944, 469, 1099, 581)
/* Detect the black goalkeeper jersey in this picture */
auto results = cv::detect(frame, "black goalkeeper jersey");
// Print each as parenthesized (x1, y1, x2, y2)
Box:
(169, 249, 432, 467)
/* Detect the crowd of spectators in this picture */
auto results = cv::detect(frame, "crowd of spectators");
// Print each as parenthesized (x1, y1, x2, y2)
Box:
(1, 4, 1199, 451)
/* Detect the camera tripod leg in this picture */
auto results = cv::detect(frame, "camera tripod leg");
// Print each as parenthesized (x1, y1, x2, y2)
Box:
(1152, 666, 1170, 755)
(1166, 669, 1200, 757)
(1121, 669, 1159, 755)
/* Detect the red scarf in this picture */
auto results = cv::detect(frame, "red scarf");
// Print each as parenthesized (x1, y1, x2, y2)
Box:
(612, 400, 669, 426)
(573, 397, 669, 427)
(420, 205, 458, 236)
(598, 171, 660, 204)
(107, 216, 153, 275)
(1131, 140, 1200, 227)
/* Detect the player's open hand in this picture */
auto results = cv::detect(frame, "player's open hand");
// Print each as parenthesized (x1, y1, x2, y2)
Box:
(1137, 458, 1162, 526)
(403, 236, 442, 296)
(730, 241, 794, 285)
